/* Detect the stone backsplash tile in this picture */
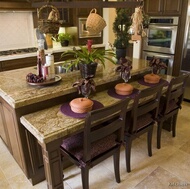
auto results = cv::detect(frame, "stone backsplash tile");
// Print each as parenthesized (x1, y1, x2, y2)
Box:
(0, 12, 36, 51)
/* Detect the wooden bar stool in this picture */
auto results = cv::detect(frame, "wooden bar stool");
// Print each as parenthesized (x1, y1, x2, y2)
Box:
(124, 83, 164, 172)
(60, 98, 130, 189)
(156, 73, 189, 149)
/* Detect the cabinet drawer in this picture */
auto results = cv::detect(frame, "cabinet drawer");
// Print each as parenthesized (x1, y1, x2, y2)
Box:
(1, 57, 37, 71)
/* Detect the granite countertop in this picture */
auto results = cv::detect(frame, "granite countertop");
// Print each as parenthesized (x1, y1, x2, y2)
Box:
(20, 74, 173, 144)
(0, 58, 151, 109)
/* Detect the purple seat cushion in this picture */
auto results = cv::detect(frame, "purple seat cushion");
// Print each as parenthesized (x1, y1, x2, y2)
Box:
(136, 113, 154, 131)
(61, 132, 117, 161)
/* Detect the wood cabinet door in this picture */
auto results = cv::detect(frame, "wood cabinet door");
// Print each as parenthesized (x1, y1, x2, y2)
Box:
(145, 0, 182, 15)
(163, 0, 182, 15)
(1, 101, 23, 168)
(145, 0, 163, 15)
(0, 102, 9, 147)
(1, 57, 37, 72)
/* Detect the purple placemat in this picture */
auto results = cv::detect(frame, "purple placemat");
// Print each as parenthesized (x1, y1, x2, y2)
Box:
(107, 88, 139, 99)
(138, 78, 169, 87)
(60, 100, 104, 119)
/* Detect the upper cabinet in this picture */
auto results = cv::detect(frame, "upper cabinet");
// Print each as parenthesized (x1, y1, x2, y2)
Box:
(51, 0, 73, 26)
(145, 0, 182, 16)
(74, 0, 102, 17)
(0, 0, 33, 10)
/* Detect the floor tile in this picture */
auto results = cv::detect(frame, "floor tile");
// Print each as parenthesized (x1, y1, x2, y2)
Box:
(0, 101, 189, 188)
(134, 166, 185, 189)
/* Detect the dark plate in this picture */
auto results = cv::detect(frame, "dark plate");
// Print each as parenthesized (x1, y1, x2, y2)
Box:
(27, 75, 62, 86)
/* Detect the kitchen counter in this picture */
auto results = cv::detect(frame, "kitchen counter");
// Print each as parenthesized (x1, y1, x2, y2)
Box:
(20, 73, 173, 144)
(20, 72, 173, 189)
(0, 44, 105, 61)
(0, 58, 150, 109)
(0, 57, 151, 185)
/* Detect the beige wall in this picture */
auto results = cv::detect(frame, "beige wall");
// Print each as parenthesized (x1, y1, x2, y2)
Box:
(103, 8, 116, 49)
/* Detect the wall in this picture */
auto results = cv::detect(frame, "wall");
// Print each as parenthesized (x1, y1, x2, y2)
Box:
(103, 8, 116, 49)
(0, 9, 116, 51)
(0, 11, 36, 51)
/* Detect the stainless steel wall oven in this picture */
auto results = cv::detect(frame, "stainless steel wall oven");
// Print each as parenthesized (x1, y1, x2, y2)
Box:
(142, 17, 179, 75)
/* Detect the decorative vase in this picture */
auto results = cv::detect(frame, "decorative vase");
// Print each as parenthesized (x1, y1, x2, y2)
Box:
(79, 62, 98, 78)
(116, 48, 127, 61)
(61, 40, 69, 47)
(81, 84, 92, 98)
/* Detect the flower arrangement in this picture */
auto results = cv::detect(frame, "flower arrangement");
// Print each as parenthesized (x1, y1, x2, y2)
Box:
(149, 56, 167, 74)
(61, 40, 116, 78)
(61, 40, 116, 69)
(72, 76, 96, 98)
(115, 58, 132, 83)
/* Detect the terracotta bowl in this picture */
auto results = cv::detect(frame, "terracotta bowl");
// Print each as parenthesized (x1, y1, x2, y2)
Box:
(70, 98, 94, 113)
(115, 83, 134, 95)
(144, 73, 161, 84)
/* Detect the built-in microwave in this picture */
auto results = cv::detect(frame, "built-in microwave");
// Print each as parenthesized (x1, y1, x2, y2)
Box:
(142, 17, 179, 55)
(78, 18, 101, 38)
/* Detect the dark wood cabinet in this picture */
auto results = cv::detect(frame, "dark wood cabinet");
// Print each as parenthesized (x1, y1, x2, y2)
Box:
(75, 0, 102, 17)
(0, 99, 24, 171)
(0, 53, 67, 72)
(0, 1, 33, 10)
(145, 0, 182, 16)
(1, 57, 37, 72)
(0, 102, 9, 148)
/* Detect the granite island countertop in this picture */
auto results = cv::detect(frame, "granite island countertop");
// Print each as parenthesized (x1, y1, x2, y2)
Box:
(0, 58, 151, 109)
(20, 74, 173, 144)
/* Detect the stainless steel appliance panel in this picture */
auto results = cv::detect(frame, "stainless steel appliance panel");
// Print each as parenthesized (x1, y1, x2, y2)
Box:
(143, 25, 177, 54)
(180, 71, 190, 100)
(180, 18, 190, 100)
(142, 17, 178, 55)
(142, 51, 174, 75)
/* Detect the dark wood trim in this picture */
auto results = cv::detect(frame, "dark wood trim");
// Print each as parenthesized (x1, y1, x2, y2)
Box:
(0, 1, 34, 10)
(32, 1, 140, 8)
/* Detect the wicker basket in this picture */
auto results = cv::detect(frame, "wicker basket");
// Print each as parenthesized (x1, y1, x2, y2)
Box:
(86, 9, 107, 34)
(38, 5, 61, 34)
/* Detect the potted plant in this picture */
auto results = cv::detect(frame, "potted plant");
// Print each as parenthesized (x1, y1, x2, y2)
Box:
(115, 57, 132, 83)
(72, 76, 96, 98)
(149, 56, 167, 74)
(113, 8, 131, 61)
(53, 33, 72, 47)
(61, 40, 116, 78)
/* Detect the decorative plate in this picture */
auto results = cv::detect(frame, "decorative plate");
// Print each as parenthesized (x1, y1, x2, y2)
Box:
(27, 75, 62, 86)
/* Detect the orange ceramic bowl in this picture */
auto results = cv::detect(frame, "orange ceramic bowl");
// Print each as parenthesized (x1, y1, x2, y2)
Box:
(115, 83, 134, 95)
(70, 98, 94, 113)
(144, 73, 161, 84)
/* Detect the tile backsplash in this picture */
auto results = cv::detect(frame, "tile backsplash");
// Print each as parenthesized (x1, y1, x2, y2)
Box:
(0, 12, 36, 51)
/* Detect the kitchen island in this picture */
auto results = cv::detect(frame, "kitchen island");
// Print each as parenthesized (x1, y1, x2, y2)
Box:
(20, 73, 173, 189)
(0, 58, 151, 185)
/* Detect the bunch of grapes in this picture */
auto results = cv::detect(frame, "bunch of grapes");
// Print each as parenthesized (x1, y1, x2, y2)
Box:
(26, 73, 44, 83)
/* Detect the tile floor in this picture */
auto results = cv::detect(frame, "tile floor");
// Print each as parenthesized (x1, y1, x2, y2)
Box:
(0, 101, 190, 189)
